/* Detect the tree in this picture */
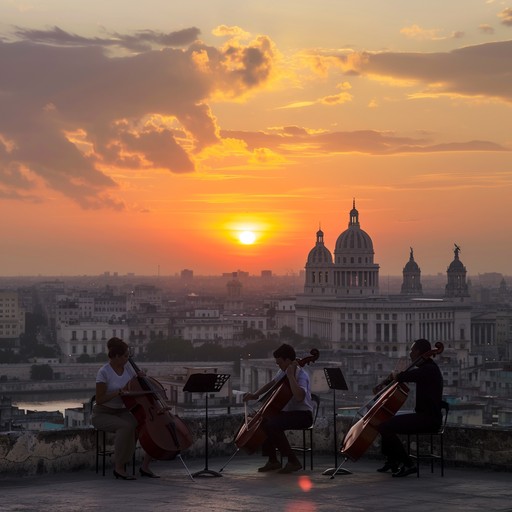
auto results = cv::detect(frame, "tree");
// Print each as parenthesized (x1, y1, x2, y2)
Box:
(144, 337, 194, 361)
(0, 350, 22, 364)
(30, 364, 54, 380)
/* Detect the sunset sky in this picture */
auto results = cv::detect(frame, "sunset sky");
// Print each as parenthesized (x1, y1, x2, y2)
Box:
(0, 1, 511, 277)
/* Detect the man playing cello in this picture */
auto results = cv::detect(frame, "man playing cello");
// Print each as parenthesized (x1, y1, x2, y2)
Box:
(243, 344, 315, 474)
(377, 338, 444, 477)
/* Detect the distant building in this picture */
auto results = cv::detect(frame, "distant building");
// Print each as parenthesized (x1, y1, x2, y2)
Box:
(295, 200, 472, 360)
(181, 269, 194, 281)
(0, 290, 25, 352)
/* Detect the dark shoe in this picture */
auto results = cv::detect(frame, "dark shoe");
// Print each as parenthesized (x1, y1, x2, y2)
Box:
(113, 470, 136, 480)
(277, 461, 302, 474)
(258, 460, 282, 472)
(139, 468, 160, 478)
(377, 462, 399, 473)
(392, 465, 417, 478)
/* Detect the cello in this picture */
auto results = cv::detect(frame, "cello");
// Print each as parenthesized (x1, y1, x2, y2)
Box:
(121, 356, 193, 460)
(339, 341, 444, 465)
(235, 348, 319, 454)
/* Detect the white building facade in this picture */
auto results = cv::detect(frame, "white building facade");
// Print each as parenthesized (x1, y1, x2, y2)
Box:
(295, 201, 472, 361)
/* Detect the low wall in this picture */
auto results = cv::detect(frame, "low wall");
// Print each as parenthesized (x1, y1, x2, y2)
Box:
(0, 415, 511, 477)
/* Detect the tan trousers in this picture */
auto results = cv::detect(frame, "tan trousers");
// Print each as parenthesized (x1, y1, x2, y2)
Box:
(92, 404, 137, 466)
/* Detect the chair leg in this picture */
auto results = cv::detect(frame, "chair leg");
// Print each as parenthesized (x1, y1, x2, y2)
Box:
(102, 430, 107, 477)
(415, 434, 420, 478)
(95, 430, 99, 474)
(309, 429, 313, 470)
(440, 435, 444, 477)
(430, 435, 434, 473)
(302, 429, 306, 469)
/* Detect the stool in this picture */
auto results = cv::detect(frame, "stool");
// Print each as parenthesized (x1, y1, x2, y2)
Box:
(95, 428, 114, 476)
(407, 400, 449, 477)
(94, 428, 136, 476)
(91, 394, 136, 477)
(288, 394, 321, 470)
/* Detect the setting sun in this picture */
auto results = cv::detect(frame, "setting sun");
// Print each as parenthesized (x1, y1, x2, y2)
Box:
(239, 231, 257, 245)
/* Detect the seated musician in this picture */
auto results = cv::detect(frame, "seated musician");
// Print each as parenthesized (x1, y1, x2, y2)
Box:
(243, 343, 314, 474)
(91, 337, 158, 480)
(377, 338, 443, 477)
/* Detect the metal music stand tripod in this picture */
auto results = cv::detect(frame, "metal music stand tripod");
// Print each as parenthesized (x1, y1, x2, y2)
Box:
(183, 372, 230, 478)
(322, 367, 352, 476)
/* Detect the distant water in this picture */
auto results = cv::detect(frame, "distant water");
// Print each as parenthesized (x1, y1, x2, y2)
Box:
(10, 391, 92, 415)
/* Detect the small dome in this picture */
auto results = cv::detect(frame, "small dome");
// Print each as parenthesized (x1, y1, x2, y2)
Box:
(307, 229, 333, 265)
(447, 258, 465, 272)
(447, 244, 466, 272)
(403, 248, 420, 272)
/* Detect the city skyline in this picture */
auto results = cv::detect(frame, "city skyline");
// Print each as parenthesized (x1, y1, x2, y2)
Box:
(0, 1, 511, 277)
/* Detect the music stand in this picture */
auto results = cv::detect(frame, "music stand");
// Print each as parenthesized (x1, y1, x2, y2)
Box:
(184, 373, 230, 477)
(322, 367, 352, 476)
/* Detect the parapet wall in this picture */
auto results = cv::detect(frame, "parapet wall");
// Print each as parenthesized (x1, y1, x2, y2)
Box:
(0, 415, 511, 477)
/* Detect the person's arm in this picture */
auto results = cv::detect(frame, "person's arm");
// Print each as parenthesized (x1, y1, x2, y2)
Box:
(95, 381, 124, 405)
(286, 362, 306, 402)
(243, 379, 276, 401)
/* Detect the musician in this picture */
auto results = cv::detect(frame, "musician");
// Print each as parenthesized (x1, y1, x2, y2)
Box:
(91, 337, 158, 480)
(376, 338, 443, 477)
(243, 343, 314, 474)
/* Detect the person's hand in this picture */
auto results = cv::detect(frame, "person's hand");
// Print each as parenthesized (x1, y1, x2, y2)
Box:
(286, 361, 298, 379)
(243, 392, 258, 402)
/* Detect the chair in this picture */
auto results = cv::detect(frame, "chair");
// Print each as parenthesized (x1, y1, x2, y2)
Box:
(285, 393, 321, 470)
(407, 400, 449, 477)
(90, 395, 135, 476)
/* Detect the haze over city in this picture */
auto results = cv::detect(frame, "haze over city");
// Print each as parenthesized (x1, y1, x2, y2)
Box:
(0, 1, 511, 277)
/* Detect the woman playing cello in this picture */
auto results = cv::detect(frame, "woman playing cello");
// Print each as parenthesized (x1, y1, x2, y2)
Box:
(91, 337, 159, 480)
(243, 344, 315, 474)
(376, 338, 444, 477)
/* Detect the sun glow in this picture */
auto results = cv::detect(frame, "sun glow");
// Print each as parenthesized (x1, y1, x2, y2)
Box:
(238, 230, 257, 245)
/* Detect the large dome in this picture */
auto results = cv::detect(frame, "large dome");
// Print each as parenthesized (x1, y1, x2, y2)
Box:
(334, 201, 374, 257)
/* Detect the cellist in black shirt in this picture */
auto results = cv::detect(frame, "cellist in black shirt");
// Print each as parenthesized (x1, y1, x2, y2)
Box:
(376, 338, 444, 477)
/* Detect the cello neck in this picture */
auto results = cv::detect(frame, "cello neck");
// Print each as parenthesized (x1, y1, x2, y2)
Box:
(128, 356, 142, 374)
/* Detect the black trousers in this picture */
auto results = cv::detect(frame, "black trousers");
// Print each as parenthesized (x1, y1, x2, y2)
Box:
(261, 410, 313, 459)
(377, 413, 441, 465)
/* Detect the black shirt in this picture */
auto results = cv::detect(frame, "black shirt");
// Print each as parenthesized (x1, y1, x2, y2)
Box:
(396, 359, 443, 422)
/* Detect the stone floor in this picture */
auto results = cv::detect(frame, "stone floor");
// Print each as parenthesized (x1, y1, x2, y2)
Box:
(1, 454, 511, 512)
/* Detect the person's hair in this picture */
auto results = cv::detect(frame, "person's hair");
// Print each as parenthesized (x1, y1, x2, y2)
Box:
(413, 338, 432, 354)
(273, 343, 296, 361)
(107, 337, 129, 359)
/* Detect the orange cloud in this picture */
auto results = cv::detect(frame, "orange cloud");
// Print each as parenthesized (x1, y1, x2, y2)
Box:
(498, 7, 512, 26)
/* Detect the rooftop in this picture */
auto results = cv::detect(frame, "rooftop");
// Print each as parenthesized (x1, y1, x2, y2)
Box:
(2, 454, 511, 512)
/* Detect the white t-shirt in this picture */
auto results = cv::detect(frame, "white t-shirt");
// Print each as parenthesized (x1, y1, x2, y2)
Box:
(96, 362, 137, 409)
(274, 367, 314, 413)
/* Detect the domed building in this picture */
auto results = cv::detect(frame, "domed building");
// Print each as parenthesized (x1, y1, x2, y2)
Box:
(304, 200, 379, 297)
(295, 201, 472, 359)
(401, 247, 423, 296)
(445, 244, 470, 298)
(304, 228, 334, 295)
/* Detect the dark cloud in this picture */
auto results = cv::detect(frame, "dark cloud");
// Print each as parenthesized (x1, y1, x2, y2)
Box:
(13, 26, 201, 52)
(0, 27, 276, 208)
(344, 40, 512, 103)
(222, 128, 508, 155)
